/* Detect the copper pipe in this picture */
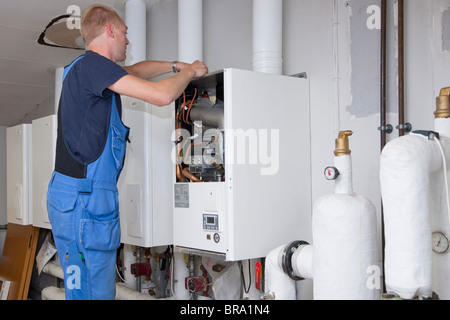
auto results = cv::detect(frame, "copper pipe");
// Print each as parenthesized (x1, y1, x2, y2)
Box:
(398, 0, 405, 137)
(182, 167, 201, 182)
(380, 0, 387, 151)
(380, 0, 387, 295)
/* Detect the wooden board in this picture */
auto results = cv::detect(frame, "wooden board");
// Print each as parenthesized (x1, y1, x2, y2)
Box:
(0, 223, 39, 300)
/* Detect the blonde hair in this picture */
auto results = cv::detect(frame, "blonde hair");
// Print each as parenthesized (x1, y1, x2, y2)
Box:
(80, 5, 125, 46)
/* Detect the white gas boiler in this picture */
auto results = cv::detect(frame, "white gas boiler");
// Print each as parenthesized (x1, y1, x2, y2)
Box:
(173, 69, 312, 261)
(7, 124, 32, 225)
(32, 115, 57, 230)
(118, 97, 174, 248)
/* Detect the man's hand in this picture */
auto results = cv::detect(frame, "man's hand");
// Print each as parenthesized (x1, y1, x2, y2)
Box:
(179, 60, 208, 79)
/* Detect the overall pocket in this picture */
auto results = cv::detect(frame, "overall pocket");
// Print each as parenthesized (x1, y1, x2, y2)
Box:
(111, 124, 129, 170)
(80, 189, 121, 251)
(80, 216, 121, 251)
(47, 189, 78, 243)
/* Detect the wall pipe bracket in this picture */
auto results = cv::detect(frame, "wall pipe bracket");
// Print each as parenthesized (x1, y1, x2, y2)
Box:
(396, 123, 412, 133)
(378, 124, 393, 134)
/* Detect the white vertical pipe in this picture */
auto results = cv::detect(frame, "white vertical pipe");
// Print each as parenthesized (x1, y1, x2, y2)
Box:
(175, 0, 203, 301)
(125, 0, 147, 66)
(122, 244, 137, 289)
(252, 0, 283, 75)
(251, 0, 284, 300)
(122, 0, 147, 290)
(178, 0, 203, 63)
(334, 155, 353, 195)
(172, 252, 190, 300)
(251, 0, 284, 301)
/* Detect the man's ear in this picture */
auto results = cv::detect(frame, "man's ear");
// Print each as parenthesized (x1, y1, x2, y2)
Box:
(105, 23, 115, 38)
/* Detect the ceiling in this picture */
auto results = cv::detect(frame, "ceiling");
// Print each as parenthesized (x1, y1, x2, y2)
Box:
(0, 0, 128, 127)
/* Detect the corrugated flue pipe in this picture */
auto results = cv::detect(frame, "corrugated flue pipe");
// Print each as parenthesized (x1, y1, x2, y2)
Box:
(252, 0, 283, 75)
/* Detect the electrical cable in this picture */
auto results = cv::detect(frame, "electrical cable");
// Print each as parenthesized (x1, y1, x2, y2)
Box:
(239, 260, 251, 294)
(433, 136, 450, 226)
(115, 263, 137, 284)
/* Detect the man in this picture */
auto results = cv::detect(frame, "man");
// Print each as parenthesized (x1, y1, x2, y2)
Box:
(46, 4, 208, 300)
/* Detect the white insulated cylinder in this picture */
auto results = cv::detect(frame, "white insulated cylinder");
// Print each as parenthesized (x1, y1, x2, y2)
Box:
(433, 118, 450, 300)
(252, 0, 283, 75)
(313, 155, 378, 300)
(381, 119, 450, 299)
(380, 134, 445, 299)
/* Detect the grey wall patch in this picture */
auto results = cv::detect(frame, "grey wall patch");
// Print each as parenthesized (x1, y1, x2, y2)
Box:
(442, 8, 450, 52)
(346, 0, 398, 118)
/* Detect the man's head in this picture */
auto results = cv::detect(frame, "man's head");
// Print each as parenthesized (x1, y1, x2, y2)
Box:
(81, 5, 129, 62)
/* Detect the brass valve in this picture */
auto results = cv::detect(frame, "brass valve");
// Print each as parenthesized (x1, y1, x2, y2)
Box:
(435, 87, 450, 119)
(334, 130, 353, 157)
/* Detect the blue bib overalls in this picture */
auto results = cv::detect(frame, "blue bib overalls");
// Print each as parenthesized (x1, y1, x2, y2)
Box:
(47, 57, 129, 300)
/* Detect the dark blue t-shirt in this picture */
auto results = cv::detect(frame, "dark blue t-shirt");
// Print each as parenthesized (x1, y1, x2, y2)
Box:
(55, 51, 128, 178)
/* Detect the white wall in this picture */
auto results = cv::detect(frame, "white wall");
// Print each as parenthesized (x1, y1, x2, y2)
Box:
(145, 0, 450, 265)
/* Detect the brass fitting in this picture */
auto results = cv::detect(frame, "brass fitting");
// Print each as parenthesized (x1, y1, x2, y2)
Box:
(435, 87, 450, 119)
(334, 131, 353, 157)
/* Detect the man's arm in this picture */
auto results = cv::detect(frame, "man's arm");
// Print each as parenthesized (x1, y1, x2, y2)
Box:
(123, 61, 190, 79)
(110, 60, 208, 106)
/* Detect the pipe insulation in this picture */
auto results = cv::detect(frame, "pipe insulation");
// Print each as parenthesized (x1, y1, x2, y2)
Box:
(313, 154, 378, 300)
(252, 0, 283, 75)
(433, 119, 450, 300)
(380, 119, 450, 299)
(264, 245, 296, 300)
(171, 252, 190, 300)
(41, 262, 167, 300)
(292, 244, 313, 280)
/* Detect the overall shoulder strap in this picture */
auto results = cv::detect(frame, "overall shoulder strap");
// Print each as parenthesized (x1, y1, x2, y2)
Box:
(62, 55, 85, 81)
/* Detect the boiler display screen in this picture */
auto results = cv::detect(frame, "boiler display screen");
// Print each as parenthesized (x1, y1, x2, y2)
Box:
(203, 214, 219, 231)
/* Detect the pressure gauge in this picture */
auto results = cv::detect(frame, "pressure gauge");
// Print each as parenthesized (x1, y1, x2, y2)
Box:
(324, 167, 340, 181)
(432, 232, 449, 254)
